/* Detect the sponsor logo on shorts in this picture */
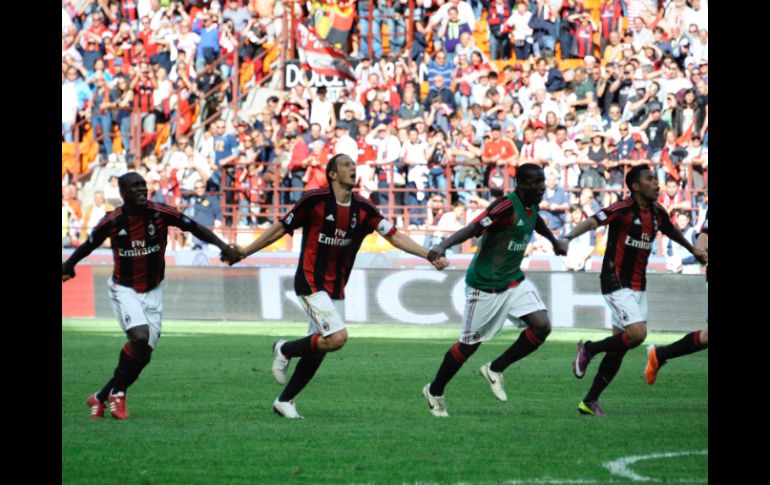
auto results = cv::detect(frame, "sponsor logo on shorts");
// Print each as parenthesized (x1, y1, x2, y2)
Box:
(472, 332, 481, 341)
(322, 322, 330, 331)
(621, 310, 628, 323)
(124, 314, 131, 325)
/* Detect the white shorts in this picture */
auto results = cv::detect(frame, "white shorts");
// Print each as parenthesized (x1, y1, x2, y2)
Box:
(300, 291, 346, 337)
(107, 278, 163, 349)
(603, 288, 647, 330)
(459, 279, 547, 344)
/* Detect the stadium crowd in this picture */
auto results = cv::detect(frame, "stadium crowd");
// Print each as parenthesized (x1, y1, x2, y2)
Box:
(62, 0, 708, 267)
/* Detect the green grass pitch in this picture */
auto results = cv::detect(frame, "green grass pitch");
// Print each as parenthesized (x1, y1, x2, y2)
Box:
(62, 319, 707, 485)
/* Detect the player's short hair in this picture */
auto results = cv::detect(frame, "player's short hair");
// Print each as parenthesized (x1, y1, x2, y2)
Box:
(326, 154, 353, 183)
(516, 163, 544, 185)
(625, 164, 651, 192)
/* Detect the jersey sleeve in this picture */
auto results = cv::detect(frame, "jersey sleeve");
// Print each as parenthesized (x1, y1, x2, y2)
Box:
(359, 197, 397, 237)
(471, 196, 515, 236)
(654, 203, 677, 238)
(88, 212, 115, 247)
(280, 192, 318, 234)
(591, 200, 628, 227)
(157, 204, 197, 231)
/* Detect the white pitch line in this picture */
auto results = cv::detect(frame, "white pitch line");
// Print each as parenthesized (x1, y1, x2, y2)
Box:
(603, 449, 708, 482)
(503, 479, 599, 484)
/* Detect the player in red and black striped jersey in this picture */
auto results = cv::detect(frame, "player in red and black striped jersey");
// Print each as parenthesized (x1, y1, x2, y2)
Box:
(62, 173, 239, 420)
(645, 210, 708, 385)
(229, 154, 449, 418)
(561, 165, 706, 416)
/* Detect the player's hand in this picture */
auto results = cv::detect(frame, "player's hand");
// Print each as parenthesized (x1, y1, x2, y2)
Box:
(220, 244, 242, 266)
(431, 256, 450, 270)
(62, 262, 75, 282)
(427, 245, 445, 263)
(693, 248, 707, 265)
(553, 238, 569, 256)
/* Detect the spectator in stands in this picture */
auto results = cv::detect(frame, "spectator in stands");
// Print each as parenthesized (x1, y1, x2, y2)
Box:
(438, 6, 471, 65)
(90, 73, 116, 157)
(192, 8, 221, 72)
(426, 49, 455, 89)
(578, 186, 601, 216)
(559, 0, 584, 60)
(104, 175, 123, 207)
(540, 168, 571, 235)
(401, 127, 431, 227)
(640, 102, 669, 161)
(665, 210, 698, 273)
(531, 0, 557, 57)
(658, 177, 691, 219)
(189, 181, 223, 250)
(424, 73, 455, 111)
(573, 12, 598, 59)
(308, 86, 336, 133)
(432, 200, 467, 253)
(79, 191, 115, 244)
(486, 0, 513, 61)
(223, 0, 251, 32)
(563, 204, 595, 271)
(303, 140, 330, 191)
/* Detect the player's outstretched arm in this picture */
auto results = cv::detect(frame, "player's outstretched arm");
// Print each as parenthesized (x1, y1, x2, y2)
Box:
(428, 222, 478, 262)
(561, 218, 598, 244)
(663, 224, 707, 265)
(241, 222, 288, 258)
(385, 230, 449, 270)
(62, 236, 104, 281)
(187, 221, 241, 264)
(535, 216, 568, 255)
(695, 232, 707, 254)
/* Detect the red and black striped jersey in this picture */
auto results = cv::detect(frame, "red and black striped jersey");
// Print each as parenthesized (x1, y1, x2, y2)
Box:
(592, 198, 676, 294)
(89, 202, 196, 293)
(281, 189, 396, 299)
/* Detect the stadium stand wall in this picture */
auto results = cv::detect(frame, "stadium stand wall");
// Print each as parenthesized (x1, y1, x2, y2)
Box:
(64, 266, 707, 331)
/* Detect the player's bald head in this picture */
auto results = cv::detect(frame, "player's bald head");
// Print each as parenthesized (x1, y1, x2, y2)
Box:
(118, 172, 145, 192)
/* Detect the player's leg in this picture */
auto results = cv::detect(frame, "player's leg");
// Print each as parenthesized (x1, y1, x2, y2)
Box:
(423, 288, 504, 416)
(273, 293, 346, 418)
(90, 282, 159, 419)
(487, 282, 550, 375)
(646, 324, 708, 385)
(577, 290, 648, 416)
(574, 289, 647, 378)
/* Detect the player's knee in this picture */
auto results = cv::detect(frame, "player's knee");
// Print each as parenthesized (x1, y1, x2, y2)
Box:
(624, 325, 647, 347)
(699, 327, 708, 346)
(457, 342, 480, 358)
(325, 330, 348, 351)
(533, 319, 551, 339)
(129, 338, 152, 362)
(127, 324, 151, 344)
